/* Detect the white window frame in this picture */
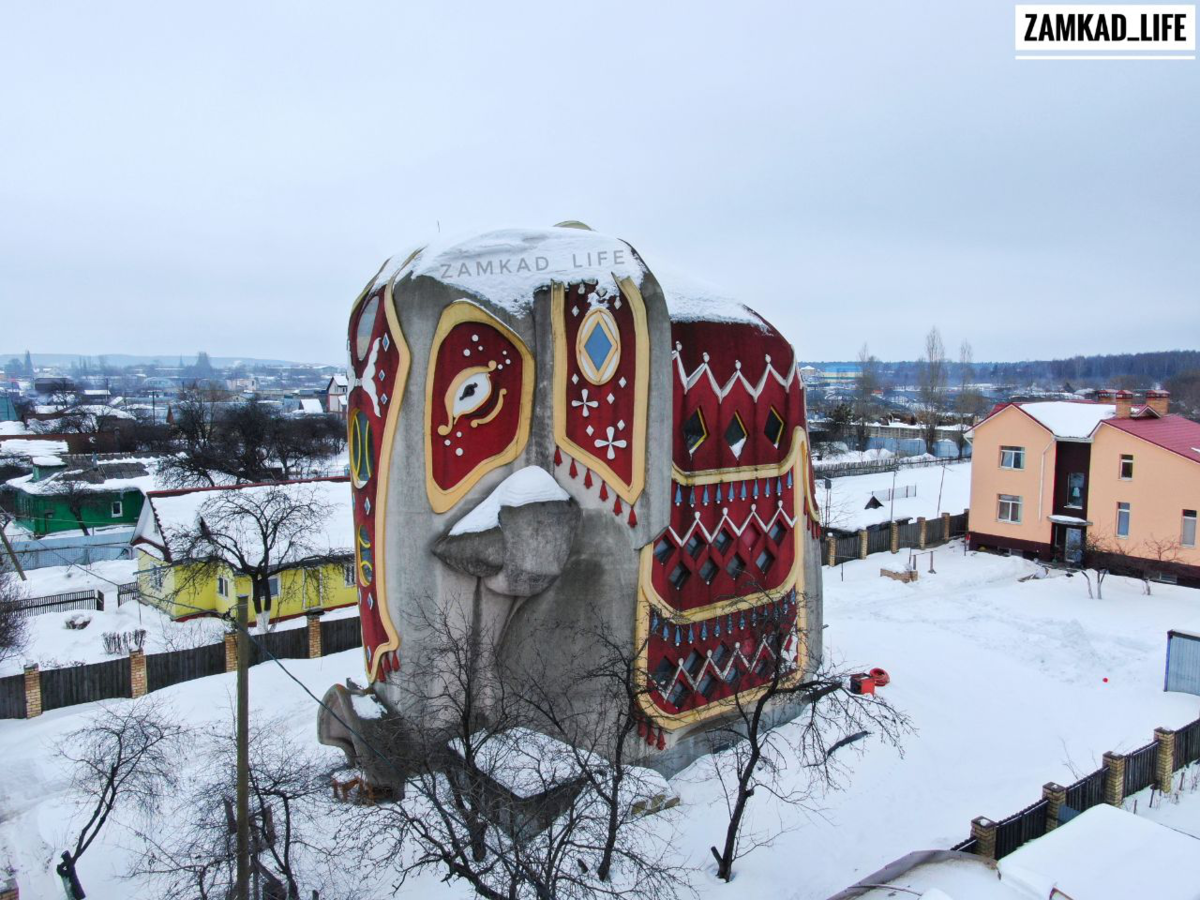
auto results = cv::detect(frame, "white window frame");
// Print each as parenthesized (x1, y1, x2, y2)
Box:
(997, 494, 1023, 524)
(217, 575, 229, 598)
(110, 500, 123, 518)
(268, 575, 281, 598)
(999, 446, 1025, 470)
(1116, 502, 1131, 539)
(1119, 455, 1134, 481)
(343, 562, 356, 587)
(149, 567, 165, 590)
(1183, 510, 1197, 549)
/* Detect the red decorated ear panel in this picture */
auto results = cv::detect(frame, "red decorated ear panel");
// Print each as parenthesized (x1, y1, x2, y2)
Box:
(425, 302, 534, 514)
(347, 280, 409, 682)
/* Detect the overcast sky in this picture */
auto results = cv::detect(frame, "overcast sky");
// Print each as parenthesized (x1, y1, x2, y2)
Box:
(2, 1, 1196, 365)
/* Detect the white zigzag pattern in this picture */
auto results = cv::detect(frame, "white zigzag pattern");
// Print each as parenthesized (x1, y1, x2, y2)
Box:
(667, 503, 796, 546)
(672, 349, 797, 401)
(653, 630, 799, 700)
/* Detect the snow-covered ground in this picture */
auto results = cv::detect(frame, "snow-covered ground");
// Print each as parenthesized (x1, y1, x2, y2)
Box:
(821, 460, 971, 532)
(2, 560, 358, 675)
(2, 543, 1200, 898)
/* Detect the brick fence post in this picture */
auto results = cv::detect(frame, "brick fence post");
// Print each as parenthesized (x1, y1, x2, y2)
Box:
(224, 632, 237, 673)
(970, 816, 997, 860)
(129, 649, 147, 698)
(917, 517, 927, 550)
(1154, 727, 1176, 794)
(890, 520, 899, 554)
(941, 511, 951, 544)
(0, 871, 17, 900)
(1042, 782, 1067, 831)
(1103, 751, 1126, 807)
(307, 612, 323, 659)
(858, 529, 868, 560)
(826, 535, 836, 567)
(23, 664, 41, 718)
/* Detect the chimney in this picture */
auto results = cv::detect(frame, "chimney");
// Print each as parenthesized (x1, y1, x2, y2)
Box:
(1114, 390, 1133, 419)
(1144, 389, 1170, 417)
(1096, 389, 1116, 403)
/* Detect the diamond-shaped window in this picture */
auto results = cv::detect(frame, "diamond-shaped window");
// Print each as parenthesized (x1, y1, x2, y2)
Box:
(765, 408, 785, 446)
(683, 409, 707, 455)
(698, 672, 718, 699)
(724, 415, 748, 457)
(684, 649, 704, 678)
(653, 657, 675, 691)
(726, 555, 746, 580)
(667, 680, 690, 708)
(685, 532, 704, 558)
(756, 548, 775, 574)
(699, 559, 718, 584)
(769, 521, 787, 544)
(669, 563, 690, 589)
(741, 523, 762, 549)
(714, 529, 734, 554)
(653, 537, 674, 565)
(712, 642, 731, 669)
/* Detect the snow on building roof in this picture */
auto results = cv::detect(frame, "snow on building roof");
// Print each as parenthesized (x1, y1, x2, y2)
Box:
(0, 438, 70, 459)
(13, 457, 163, 496)
(385, 226, 647, 314)
(650, 262, 768, 327)
(448, 727, 601, 799)
(134, 476, 353, 563)
(31, 455, 64, 467)
(297, 398, 324, 415)
(0, 422, 30, 437)
(1015, 401, 1116, 440)
(1099, 413, 1200, 465)
(449, 466, 570, 536)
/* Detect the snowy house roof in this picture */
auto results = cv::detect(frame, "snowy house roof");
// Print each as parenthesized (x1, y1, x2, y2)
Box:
(971, 401, 1116, 442)
(133, 476, 353, 563)
(11, 457, 161, 496)
(0, 437, 70, 460)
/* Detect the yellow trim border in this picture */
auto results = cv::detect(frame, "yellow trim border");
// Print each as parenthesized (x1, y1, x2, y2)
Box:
(424, 301, 535, 514)
(552, 278, 649, 505)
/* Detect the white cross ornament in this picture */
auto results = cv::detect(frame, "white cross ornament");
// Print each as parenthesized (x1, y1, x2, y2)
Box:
(571, 388, 599, 418)
(594, 426, 628, 460)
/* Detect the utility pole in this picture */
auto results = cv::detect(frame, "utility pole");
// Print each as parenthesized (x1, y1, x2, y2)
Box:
(236, 592, 250, 900)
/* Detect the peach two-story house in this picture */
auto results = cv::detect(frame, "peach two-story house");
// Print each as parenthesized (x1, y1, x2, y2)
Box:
(966, 390, 1200, 587)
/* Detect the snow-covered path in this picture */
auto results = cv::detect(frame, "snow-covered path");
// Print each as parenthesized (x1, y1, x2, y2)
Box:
(2, 544, 1199, 898)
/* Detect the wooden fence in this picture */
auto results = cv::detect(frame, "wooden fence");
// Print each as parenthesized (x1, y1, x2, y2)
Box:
(951, 715, 1200, 861)
(3, 613, 365, 719)
(11, 588, 104, 618)
(813, 456, 963, 479)
(825, 512, 969, 567)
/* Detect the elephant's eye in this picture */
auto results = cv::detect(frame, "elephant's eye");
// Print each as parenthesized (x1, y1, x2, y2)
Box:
(452, 371, 492, 417)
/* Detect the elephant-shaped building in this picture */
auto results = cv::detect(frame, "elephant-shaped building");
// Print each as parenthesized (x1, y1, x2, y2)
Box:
(322, 223, 823, 777)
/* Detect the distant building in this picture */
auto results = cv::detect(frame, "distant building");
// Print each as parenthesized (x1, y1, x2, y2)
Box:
(966, 390, 1200, 586)
(7, 456, 156, 536)
(131, 477, 357, 622)
(325, 373, 349, 414)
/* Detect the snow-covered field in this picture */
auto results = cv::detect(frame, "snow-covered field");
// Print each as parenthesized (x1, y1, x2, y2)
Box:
(2, 543, 1199, 898)
(821, 460, 971, 531)
(2, 561, 357, 675)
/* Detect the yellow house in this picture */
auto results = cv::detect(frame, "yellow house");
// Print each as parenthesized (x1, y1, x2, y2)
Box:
(131, 477, 358, 621)
(967, 391, 1200, 587)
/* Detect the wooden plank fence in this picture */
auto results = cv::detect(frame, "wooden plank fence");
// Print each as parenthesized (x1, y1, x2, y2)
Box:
(12, 589, 104, 618)
(3, 613, 366, 719)
(952, 715, 1200, 861)
(41, 657, 130, 712)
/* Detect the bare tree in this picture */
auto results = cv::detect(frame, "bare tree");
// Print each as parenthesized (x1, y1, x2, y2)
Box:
(57, 699, 187, 888)
(46, 474, 97, 536)
(159, 391, 344, 488)
(698, 590, 911, 882)
(851, 344, 880, 451)
(955, 340, 985, 458)
(129, 715, 344, 900)
(0, 557, 28, 667)
(349, 598, 689, 900)
(166, 483, 344, 630)
(917, 327, 948, 451)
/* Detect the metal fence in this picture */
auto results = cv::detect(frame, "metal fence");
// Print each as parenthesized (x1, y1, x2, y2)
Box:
(322, 616, 363, 655)
(41, 657, 131, 711)
(994, 798, 1049, 859)
(0, 674, 25, 719)
(117, 581, 139, 606)
(146, 643, 226, 692)
(1124, 741, 1159, 796)
(12, 589, 104, 618)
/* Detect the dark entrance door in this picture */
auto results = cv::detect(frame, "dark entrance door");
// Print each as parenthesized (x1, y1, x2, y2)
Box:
(1064, 527, 1084, 566)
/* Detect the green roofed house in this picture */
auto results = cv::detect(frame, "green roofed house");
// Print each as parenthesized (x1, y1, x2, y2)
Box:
(7, 456, 158, 536)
